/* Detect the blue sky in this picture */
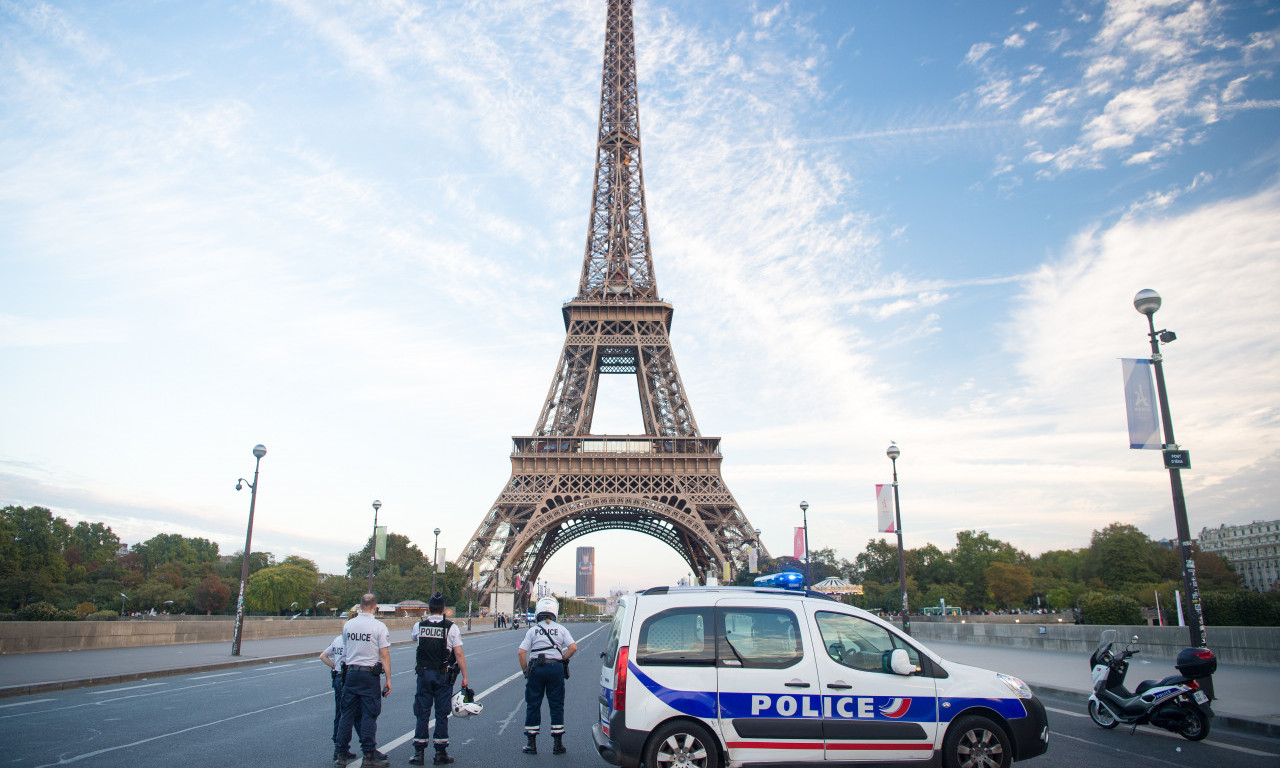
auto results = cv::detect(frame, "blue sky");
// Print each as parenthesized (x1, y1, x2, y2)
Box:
(3, 0, 1279, 597)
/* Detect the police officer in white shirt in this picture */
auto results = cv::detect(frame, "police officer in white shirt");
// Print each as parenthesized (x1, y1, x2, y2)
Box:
(410, 593, 469, 766)
(334, 594, 391, 768)
(320, 621, 362, 762)
(517, 596, 577, 755)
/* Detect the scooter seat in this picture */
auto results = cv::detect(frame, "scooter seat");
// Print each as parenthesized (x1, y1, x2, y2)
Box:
(1135, 674, 1188, 694)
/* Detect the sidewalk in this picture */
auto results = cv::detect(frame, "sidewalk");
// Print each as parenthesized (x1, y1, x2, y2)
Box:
(1, 628, 1275, 737)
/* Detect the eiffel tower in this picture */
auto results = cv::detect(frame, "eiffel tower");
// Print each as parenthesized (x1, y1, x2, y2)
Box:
(458, 0, 767, 609)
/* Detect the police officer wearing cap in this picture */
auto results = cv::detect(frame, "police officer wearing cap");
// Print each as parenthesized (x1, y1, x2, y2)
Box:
(411, 592, 469, 766)
(333, 594, 392, 768)
(517, 596, 577, 755)
(320, 620, 363, 762)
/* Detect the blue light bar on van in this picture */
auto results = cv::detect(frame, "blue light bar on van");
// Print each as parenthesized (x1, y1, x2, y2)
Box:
(753, 571, 805, 590)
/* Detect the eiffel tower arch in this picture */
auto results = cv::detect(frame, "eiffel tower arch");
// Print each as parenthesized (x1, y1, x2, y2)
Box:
(458, 0, 768, 608)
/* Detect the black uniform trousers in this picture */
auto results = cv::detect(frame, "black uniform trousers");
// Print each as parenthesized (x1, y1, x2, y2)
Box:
(336, 667, 382, 753)
(331, 670, 363, 744)
(413, 668, 452, 747)
(523, 659, 565, 735)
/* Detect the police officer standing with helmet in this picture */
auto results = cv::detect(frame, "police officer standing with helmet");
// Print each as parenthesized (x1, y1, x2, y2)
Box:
(517, 596, 577, 755)
(333, 594, 392, 768)
(410, 593, 469, 766)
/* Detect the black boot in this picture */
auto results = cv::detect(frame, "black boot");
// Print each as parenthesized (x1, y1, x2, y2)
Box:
(433, 746, 455, 766)
(332, 751, 348, 767)
(522, 734, 537, 754)
(409, 744, 426, 765)
(363, 751, 390, 768)
(552, 734, 566, 755)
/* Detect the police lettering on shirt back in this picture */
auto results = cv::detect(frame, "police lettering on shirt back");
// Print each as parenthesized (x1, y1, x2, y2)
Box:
(411, 615, 463, 652)
(324, 634, 346, 670)
(519, 620, 575, 660)
(342, 611, 390, 667)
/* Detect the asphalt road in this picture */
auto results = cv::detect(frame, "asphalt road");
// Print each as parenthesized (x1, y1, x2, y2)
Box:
(1, 623, 1276, 768)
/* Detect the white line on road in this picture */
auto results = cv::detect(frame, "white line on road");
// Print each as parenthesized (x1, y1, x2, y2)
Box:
(189, 671, 242, 680)
(0, 698, 54, 708)
(87, 683, 164, 694)
(1046, 706, 1278, 757)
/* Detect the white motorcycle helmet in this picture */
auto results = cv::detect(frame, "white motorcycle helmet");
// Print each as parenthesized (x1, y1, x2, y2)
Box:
(535, 596, 559, 622)
(451, 686, 483, 717)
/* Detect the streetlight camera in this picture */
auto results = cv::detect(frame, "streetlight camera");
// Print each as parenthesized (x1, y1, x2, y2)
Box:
(1159, 330, 1176, 344)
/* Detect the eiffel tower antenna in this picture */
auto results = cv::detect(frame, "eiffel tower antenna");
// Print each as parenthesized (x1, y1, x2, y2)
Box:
(458, 0, 767, 612)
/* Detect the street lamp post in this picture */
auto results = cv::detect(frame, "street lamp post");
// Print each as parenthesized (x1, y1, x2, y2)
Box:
(119, 592, 128, 617)
(367, 500, 382, 593)
(315, 600, 326, 617)
(1134, 289, 1207, 649)
(231, 443, 267, 657)
(799, 501, 811, 588)
(431, 527, 442, 595)
(887, 443, 910, 636)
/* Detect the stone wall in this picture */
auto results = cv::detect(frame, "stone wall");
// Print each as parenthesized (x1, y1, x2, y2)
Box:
(0, 617, 422, 654)
(905, 620, 1280, 667)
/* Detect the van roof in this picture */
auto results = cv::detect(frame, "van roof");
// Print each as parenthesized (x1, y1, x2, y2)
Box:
(639, 585, 837, 602)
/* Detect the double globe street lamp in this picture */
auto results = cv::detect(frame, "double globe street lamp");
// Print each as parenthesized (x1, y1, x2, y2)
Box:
(231, 443, 267, 657)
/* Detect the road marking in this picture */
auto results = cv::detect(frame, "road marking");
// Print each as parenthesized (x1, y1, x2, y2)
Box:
(32, 690, 330, 767)
(1048, 709, 1278, 758)
(189, 671, 242, 680)
(0, 698, 54, 708)
(1050, 731, 1185, 767)
(87, 683, 164, 694)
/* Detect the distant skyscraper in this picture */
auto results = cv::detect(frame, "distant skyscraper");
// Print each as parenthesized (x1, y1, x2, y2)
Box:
(576, 547, 595, 597)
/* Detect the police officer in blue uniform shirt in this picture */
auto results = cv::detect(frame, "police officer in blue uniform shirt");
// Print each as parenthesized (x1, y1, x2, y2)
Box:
(333, 594, 392, 768)
(320, 623, 362, 761)
(410, 593, 469, 765)
(517, 596, 577, 755)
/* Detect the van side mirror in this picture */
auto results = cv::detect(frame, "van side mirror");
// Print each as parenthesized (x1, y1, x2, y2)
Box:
(889, 648, 914, 675)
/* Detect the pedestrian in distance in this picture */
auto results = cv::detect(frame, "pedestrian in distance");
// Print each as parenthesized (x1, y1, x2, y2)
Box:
(517, 596, 577, 755)
(320, 618, 363, 762)
(333, 593, 392, 768)
(410, 592, 469, 766)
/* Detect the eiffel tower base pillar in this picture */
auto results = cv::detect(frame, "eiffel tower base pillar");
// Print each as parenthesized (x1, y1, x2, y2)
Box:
(490, 587, 516, 620)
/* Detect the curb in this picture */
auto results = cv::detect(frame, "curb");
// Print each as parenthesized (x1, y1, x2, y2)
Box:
(1026, 682, 1280, 739)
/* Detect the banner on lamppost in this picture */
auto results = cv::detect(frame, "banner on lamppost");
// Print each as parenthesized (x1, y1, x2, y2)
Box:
(436, 548, 446, 573)
(723, 561, 731, 583)
(472, 562, 481, 584)
(374, 526, 387, 560)
(876, 484, 895, 533)
(793, 527, 804, 560)
(1121, 358, 1161, 449)
(749, 547, 759, 573)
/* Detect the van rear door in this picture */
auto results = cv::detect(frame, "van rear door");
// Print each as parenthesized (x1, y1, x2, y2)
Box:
(714, 597, 825, 764)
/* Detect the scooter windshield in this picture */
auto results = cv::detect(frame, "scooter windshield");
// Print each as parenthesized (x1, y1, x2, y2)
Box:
(1093, 629, 1117, 663)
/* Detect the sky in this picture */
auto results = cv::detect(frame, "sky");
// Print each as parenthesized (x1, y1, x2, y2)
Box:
(3, 0, 1279, 599)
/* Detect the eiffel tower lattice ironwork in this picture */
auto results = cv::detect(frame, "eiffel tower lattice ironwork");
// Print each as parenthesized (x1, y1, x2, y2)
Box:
(458, 0, 768, 607)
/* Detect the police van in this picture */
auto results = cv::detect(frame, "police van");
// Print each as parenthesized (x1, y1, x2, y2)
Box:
(593, 586, 1048, 768)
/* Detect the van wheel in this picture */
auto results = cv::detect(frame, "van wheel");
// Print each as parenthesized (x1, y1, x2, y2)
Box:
(645, 721, 720, 768)
(943, 715, 1011, 768)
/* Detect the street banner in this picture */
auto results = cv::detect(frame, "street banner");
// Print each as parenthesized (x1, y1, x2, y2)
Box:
(515, 575, 521, 590)
(1122, 358, 1161, 449)
(472, 562, 481, 584)
(794, 527, 804, 560)
(876, 484, 895, 533)
(374, 526, 387, 560)
(749, 546, 758, 573)
(436, 548, 446, 573)
(723, 561, 731, 583)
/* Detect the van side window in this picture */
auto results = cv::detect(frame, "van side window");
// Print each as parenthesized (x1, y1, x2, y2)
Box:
(603, 606, 627, 667)
(635, 608, 714, 666)
(716, 608, 803, 669)
(815, 611, 921, 675)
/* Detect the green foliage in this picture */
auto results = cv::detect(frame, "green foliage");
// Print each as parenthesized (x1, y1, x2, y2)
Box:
(17, 601, 77, 621)
(1080, 592, 1143, 625)
(1045, 587, 1072, 611)
(245, 564, 319, 613)
(73, 602, 98, 619)
(347, 533, 427, 581)
(1201, 590, 1280, 627)
(194, 574, 231, 615)
(85, 610, 119, 621)
(1081, 523, 1159, 588)
(987, 562, 1034, 609)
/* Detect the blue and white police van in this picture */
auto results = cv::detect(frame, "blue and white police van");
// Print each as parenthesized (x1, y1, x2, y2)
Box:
(593, 586, 1048, 768)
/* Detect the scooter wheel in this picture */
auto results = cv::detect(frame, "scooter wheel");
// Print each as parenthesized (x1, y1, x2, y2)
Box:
(1177, 703, 1210, 741)
(1088, 699, 1119, 729)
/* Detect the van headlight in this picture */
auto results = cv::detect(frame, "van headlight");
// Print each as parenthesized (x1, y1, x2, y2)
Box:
(997, 673, 1033, 699)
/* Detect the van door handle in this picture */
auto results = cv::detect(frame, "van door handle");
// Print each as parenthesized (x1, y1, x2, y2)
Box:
(785, 681, 810, 688)
(827, 682, 853, 690)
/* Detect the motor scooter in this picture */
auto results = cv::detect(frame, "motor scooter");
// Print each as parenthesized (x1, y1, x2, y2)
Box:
(1087, 629, 1216, 741)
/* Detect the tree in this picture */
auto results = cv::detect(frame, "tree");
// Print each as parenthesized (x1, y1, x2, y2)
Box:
(194, 574, 230, 615)
(849, 539, 899, 585)
(246, 564, 318, 613)
(132, 533, 219, 577)
(347, 532, 428, 581)
(950, 530, 1021, 610)
(1, 506, 71, 608)
(987, 562, 1033, 609)
(67, 521, 120, 572)
(1081, 523, 1159, 588)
